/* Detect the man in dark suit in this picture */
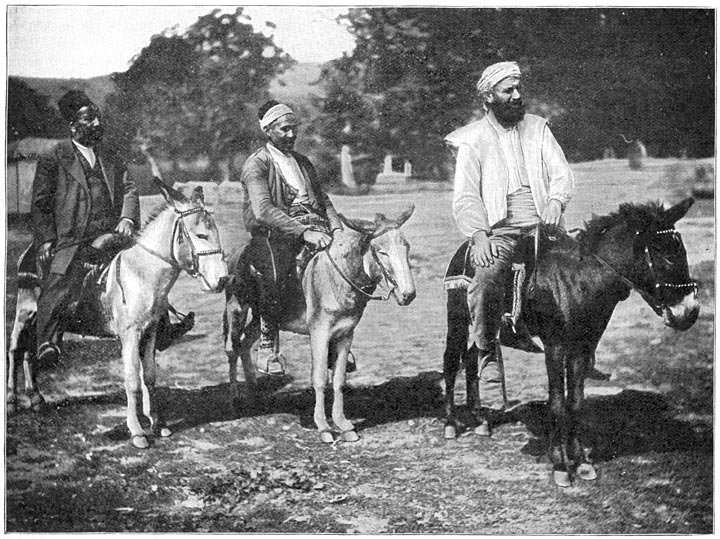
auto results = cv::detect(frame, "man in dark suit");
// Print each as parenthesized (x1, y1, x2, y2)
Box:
(31, 90, 191, 365)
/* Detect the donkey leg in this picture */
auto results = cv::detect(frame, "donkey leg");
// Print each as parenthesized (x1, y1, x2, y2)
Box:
(567, 347, 596, 481)
(140, 330, 171, 439)
(23, 352, 46, 412)
(121, 330, 150, 449)
(224, 295, 255, 402)
(7, 328, 21, 414)
(545, 344, 571, 487)
(330, 335, 358, 442)
(443, 289, 468, 439)
(309, 328, 334, 443)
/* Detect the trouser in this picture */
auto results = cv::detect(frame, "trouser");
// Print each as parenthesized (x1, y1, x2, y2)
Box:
(247, 234, 305, 348)
(467, 225, 536, 352)
(36, 263, 86, 352)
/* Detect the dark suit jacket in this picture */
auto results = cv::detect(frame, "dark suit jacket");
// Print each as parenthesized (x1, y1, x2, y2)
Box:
(31, 139, 140, 274)
(239, 144, 342, 238)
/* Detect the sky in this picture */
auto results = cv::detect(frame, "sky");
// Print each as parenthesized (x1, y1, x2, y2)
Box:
(6, 5, 358, 79)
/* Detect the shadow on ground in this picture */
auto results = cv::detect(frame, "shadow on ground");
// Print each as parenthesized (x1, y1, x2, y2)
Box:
(24, 372, 712, 464)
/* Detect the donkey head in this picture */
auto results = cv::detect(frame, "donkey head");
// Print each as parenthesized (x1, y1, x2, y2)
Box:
(154, 178, 228, 292)
(592, 197, 699, 330)
(341, 205, 416, 306)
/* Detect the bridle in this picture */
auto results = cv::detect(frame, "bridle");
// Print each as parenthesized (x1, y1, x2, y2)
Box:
(324, 226, 401, 302)
(134, 202, 224, 290)
(592, 228, 698, 316)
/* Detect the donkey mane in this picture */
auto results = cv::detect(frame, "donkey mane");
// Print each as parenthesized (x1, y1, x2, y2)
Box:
(141, 202, 170, 231)
(576, 201, 667, 253)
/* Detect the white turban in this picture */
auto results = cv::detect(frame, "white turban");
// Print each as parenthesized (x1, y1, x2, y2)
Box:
(475, 61, 521, 95)
(259, 104, 294, 129)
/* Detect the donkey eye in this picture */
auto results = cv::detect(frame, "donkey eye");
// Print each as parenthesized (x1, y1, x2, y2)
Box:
(196, 234, 208, 240)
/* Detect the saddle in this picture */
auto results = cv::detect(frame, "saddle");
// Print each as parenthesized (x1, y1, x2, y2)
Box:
(21, 234, 135, 338)
(443, 229, 562, 354)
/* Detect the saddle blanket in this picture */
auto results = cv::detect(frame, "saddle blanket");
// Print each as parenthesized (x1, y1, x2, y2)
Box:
(443, 240, 474, 291)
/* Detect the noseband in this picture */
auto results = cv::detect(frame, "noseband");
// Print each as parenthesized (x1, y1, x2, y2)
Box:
(593, 228, 697, 315)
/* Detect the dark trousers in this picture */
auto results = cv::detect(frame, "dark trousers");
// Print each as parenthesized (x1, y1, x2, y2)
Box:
(247, 234, 305, 346)
(467, 225, 534, 352)
(36, 263, 86, 351)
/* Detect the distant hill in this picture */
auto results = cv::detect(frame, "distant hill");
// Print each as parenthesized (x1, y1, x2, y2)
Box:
(17, 62, 324, 112)
(18, 75, 118, 110)
(269, 62, 325, 103)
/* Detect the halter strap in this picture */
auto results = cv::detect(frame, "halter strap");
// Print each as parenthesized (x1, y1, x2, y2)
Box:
(132, 203, 223, 288)
(591, 228, 697, 315)
(324, 248, 394, 301)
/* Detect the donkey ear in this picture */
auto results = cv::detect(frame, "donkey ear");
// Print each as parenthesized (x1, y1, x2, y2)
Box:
(153, 176, 184, 204)
(191, 186, 205, 206)
(664, 197, 694, 224)
(155, 177, 178, 204)
(393, 204, 415, 226)
(339, 213, 376, 235)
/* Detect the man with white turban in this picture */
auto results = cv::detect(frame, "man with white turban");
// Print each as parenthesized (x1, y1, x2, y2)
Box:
(444, 61, 575, 410)
(238, 100, 344, 375)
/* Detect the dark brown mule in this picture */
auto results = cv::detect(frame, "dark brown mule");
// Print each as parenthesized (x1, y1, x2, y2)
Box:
(223, 206, 416, 443)
(442, 198, 700, 486)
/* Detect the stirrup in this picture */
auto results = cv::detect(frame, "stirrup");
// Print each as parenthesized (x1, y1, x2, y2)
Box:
(37, 342, 61, 367)
(346, 351, 357, 373)
(256, 349, 286, 376)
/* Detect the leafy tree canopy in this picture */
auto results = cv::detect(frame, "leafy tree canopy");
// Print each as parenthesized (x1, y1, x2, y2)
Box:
(7, 77, 66, 142)
(314, 8, 714, 179)
(106, 8, 293, 179)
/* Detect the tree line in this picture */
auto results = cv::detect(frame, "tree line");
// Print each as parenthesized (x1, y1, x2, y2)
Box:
(7, 8, 714, 185)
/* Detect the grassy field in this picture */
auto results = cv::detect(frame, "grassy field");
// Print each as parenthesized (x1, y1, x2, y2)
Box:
(4, 157, 714, 533)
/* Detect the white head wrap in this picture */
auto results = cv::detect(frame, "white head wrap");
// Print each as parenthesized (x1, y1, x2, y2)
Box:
(475, 61, 521, 95)
(259, 104, 294, 129)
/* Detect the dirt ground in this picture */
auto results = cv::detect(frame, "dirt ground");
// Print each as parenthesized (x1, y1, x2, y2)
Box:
(4, 158, 714, 533)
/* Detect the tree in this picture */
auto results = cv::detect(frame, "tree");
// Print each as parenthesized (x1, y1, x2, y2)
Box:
(106, 8, 294, 181)
(7, 77, 66, 141)
(313, 8, 714, 179)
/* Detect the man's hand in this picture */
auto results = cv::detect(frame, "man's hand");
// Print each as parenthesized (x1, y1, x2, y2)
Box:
(541, 199, 563, 226)
(471, 230, 498, 267)
(38, 241, 54, 266)
(115, 219, 133, 237)
(303, 229, 332, 250)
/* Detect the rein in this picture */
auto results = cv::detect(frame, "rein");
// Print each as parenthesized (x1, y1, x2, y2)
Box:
(591, 228, 697, 315)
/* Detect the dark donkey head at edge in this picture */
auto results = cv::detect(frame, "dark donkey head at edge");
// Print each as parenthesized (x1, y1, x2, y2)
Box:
(577, 197, 699, 331)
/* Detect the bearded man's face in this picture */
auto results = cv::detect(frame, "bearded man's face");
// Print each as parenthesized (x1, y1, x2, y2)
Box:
(488, 76, 525, 127)
(71, 104, 104, 147)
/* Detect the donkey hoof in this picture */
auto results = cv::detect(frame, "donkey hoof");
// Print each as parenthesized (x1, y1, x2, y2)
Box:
(29, 393, 45, 412)
(341, 429, 360, 443)
(577, 463, 597, 481)
(131, 435, 150, 449)
(319, 430, 335, 444)
(159, 427, 172, 438)
(474, 422, 491, 437)
(552, 470, 572, 487)
(443, 424, 457, 439)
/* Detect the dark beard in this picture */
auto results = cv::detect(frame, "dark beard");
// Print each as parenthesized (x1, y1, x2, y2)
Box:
(491, 100, 526, 128)
(75, 126, 104, 147)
